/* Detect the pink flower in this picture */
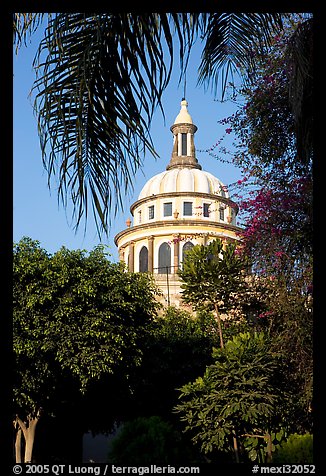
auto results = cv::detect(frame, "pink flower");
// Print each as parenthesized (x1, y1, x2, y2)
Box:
(225, 128, 232, 134)
(258, 310, 274, 318)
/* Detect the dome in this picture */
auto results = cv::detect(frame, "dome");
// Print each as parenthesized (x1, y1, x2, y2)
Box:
(114, 97, 241, 308)
(138, 167, 229, 200)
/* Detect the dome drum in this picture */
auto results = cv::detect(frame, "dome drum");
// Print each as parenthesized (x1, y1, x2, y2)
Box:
(129, 193, 237, 229)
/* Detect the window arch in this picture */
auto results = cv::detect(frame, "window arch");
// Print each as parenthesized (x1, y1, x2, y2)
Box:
(158, 242, 171, 274)
(182, 241, 194, 263)
(139, 246, 148, 272)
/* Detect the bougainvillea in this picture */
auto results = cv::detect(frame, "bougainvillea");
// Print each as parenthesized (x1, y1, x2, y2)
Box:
(237, 174, 312, 275)
(200, 14, 313, 279)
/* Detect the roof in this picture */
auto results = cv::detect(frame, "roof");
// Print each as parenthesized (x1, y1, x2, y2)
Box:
(138, 167, 229, 200)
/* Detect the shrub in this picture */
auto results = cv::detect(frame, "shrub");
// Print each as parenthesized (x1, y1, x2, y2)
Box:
(107, 416, 193, 464)
(273, 433, 313, 463)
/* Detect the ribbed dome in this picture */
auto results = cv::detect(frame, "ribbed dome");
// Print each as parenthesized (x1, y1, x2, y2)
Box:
(138, 168, 229, 200)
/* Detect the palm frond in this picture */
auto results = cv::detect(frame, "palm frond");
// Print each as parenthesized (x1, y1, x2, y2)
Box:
(13, 13, 47, 51)
(16, 12, 293, 235)
(31, 13, 199, 235)
(198, 13, 285, 99)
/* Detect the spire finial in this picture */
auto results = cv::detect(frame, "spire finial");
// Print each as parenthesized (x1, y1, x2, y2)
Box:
(174, 98, 192, 125)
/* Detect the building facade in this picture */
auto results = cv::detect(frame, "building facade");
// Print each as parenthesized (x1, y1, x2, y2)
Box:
(114, 99, 242, 307)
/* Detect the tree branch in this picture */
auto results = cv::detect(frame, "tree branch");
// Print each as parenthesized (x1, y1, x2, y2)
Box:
(14, 416, 27, 438)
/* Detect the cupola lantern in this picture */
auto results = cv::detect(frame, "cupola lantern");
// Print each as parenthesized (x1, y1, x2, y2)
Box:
(167, 98, 201, 170)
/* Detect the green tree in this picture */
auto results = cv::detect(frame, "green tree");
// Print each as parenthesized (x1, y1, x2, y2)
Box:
(254, 267, 313, 433)
(13, 237, 159, 463)
(13, 13, 286, 233)
(178, 238, 251, 349)
(175, 332, 287, 463)
(13, 238, 59, 463)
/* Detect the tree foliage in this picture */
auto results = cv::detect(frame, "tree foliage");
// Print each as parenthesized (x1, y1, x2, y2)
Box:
(213, 16, 314, 432)
(179, 239, 250, 313)
(14, 237, 159, 390)
(128, 306, 217, 420)
(229, 14, 312, 171)
(175, 332, 288, 462)
(13, 237, 159, 462)
(273, 433, 313, 464)
(178, 238, 253, 348)
(254, 269, 313, 432)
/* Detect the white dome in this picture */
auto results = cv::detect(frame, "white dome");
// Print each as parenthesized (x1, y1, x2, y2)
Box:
(138, 168, 229, 200)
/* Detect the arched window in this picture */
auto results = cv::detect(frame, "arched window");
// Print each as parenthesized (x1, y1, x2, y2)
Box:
(158, 242, 171, 274)
(139, 246, 148, 272)
(182, 241, 194, 264)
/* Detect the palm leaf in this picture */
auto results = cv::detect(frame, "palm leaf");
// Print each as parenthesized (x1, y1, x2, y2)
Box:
(198, 13, 285, 99)
(13, 13, 46, 51)
(14, 13, 288, 234)
(30, 13, 200, 234)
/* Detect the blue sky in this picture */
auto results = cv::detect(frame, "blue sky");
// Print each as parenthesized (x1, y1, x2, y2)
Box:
(13, 25, 243, 262)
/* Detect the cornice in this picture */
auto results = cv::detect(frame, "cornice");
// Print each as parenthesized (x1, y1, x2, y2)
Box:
(114, 219, 243, 246)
